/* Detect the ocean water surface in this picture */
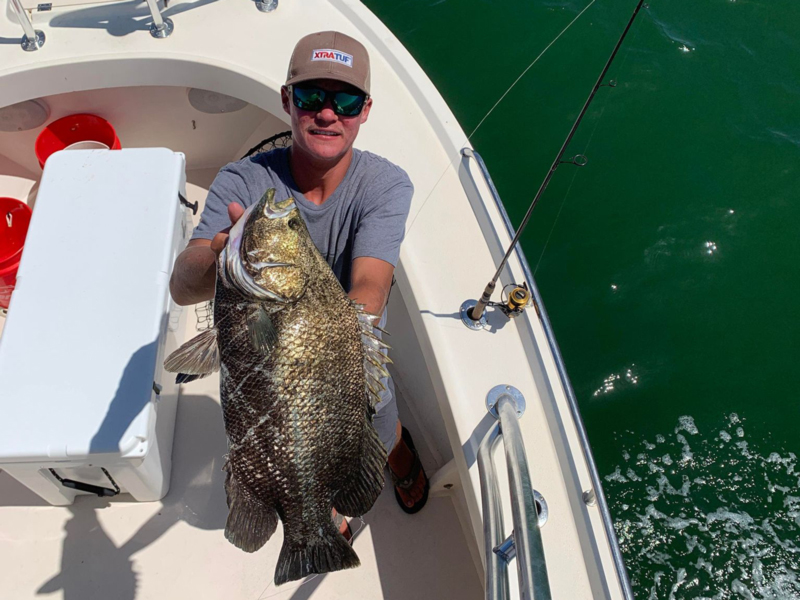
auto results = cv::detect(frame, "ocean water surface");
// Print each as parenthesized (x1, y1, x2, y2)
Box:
(363, 0, 800, 597)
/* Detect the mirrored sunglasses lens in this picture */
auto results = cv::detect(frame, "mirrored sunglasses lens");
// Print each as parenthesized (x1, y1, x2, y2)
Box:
(333, 92, 365, 116)
(293, 87, 325, 111)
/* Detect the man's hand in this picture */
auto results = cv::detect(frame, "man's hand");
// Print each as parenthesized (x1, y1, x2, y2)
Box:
(169, 203, 245, 306)
(210, 203, 245, 256)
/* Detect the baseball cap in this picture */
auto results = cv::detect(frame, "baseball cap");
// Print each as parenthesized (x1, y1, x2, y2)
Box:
(286, 31, 371, 95)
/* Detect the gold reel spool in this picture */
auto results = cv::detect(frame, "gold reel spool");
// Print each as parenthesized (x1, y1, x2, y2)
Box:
(506, 284, 531, 314)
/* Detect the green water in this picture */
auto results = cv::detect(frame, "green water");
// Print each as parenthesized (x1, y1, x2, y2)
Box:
(363, 0, 800, 597)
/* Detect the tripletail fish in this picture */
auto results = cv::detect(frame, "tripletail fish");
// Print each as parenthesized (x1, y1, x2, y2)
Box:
(165, 189, 390, 585)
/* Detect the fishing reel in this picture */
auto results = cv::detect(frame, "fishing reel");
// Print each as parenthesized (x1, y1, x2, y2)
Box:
(490, 282, 532, 319)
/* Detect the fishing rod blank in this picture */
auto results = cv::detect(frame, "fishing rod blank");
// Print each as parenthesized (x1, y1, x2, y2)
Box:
(467, 0, 647, 323)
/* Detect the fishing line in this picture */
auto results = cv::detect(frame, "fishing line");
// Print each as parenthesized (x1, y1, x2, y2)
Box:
(468, 0, 597, 140)
(533, 15, 640, 276)
(467, 0, 647, 322)
(532, 91, 609, 276)
(405, 0, 598, 235)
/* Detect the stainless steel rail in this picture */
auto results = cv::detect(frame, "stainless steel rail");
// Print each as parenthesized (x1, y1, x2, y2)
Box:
(463, 148, 634, 600)
(9, 0, 45, 51)
(477, 424, 507, 600)
(477, 386, 551, 600)
(143, 0, 174, 38)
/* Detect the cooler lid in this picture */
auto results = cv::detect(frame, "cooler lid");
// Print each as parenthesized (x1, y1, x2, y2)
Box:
(0, 148, 186, 462)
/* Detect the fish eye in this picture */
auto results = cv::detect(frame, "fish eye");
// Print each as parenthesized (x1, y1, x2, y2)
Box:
(288, 218, 301, 230)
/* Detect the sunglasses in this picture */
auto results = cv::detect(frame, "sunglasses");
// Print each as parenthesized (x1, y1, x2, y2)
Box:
(290, 85, 368, 117)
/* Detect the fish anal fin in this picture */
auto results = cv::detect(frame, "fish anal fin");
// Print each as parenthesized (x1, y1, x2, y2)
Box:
(332, 424, 387, 517)
(164, 328, 220, 376)
(247, 304, 278, 353)
(223, 461, 278, 553)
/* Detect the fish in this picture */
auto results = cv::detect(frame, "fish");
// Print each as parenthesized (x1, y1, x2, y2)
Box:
(165, 188, 389, 585)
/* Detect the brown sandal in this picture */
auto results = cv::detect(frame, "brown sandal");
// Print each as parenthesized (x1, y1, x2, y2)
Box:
(332, 511, 353, 543)
(390, 427, 430, 514)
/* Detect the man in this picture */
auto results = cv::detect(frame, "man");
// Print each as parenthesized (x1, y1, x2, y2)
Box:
(169, 31, 428, 525)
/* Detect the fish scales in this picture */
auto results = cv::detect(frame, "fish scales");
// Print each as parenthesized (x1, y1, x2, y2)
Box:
(165, 189, 388, 585)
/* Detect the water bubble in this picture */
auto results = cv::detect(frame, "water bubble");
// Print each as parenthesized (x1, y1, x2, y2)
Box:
(704, 240, 718, 255)
(604, 414, 800, 599)
(676, 416, 699, 435)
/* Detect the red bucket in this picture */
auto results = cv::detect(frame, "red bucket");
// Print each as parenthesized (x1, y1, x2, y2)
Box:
(35, 113, 121, 168)
(0, 198, 33, 309)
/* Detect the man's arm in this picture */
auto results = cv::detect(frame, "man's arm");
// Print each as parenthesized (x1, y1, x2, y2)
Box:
(348, 257, 394, 316)
(170, 203, 244, 306)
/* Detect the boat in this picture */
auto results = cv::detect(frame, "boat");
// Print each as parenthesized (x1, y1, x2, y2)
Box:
(0, 0, 633, 598)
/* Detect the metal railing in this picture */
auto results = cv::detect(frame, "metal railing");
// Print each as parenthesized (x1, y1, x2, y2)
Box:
(463, 148, 634, 600)
(478, 385, 551, 600)
(7, 0, 280, 50)
(9, 0, 45, 51)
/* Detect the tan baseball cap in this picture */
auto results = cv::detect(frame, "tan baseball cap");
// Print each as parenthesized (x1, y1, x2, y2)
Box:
(286, 31, 371, 95)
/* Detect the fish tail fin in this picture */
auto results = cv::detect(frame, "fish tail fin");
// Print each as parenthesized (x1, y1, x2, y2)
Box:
(332, 422, 387, 517)
(223, 459, 278, 553)
(274, 523, 359, 586)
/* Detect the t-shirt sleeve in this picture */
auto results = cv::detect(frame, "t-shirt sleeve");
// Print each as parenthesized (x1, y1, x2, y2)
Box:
(352, 170, 414, 267)
(191, 166, 251, 241)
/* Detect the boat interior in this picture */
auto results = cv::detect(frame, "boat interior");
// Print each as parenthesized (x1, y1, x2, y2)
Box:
(0, 83, 491, 599)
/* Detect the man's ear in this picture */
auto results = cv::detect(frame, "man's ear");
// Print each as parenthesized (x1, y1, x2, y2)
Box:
(360, 97, 373, 124)
(281, 86, 291, 115)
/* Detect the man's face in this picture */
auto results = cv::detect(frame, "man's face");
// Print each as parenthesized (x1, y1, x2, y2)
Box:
(281, 79, 372, 165)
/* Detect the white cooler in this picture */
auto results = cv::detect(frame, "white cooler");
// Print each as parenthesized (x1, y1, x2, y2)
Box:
(0, 148, 191, 505)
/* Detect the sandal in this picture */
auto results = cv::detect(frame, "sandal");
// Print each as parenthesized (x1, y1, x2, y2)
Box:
(390, 427, 430, 515)
(332, 510, 353, 543)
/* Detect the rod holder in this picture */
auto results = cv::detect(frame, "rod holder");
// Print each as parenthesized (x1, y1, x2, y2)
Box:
(460, 299, 487, 331)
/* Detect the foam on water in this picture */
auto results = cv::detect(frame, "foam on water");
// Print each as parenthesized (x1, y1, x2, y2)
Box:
(605, 414, 800, 599)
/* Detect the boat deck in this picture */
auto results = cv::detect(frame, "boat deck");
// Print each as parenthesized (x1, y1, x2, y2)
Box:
(0, 367, 482, 600)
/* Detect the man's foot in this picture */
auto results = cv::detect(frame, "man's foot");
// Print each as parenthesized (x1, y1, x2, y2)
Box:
(388, 427, 429, 514)
(331, 509, 352, 543)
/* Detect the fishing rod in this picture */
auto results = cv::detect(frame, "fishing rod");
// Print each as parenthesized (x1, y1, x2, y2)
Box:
(466, 0, 647, 324)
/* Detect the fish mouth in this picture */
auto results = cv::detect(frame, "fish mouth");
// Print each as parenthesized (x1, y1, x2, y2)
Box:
(218, 204, 290, 303)
(219, 246, 290, 303)
(248, 261, 292, 270)
(250, 262, 300, 288)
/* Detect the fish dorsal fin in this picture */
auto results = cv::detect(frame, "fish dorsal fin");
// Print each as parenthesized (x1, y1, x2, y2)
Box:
(164, 328, 220, 381)
(355, 305, 392, 408)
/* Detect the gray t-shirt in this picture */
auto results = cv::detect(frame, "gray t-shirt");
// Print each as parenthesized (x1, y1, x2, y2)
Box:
(192, 147, 413, 291)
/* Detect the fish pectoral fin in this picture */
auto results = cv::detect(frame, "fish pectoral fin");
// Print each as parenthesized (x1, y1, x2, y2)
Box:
(224, 461, 278, 553)
(164, 328, 220, 379)
(247, 304, 278, 353)
(332, 423, 387, 517)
